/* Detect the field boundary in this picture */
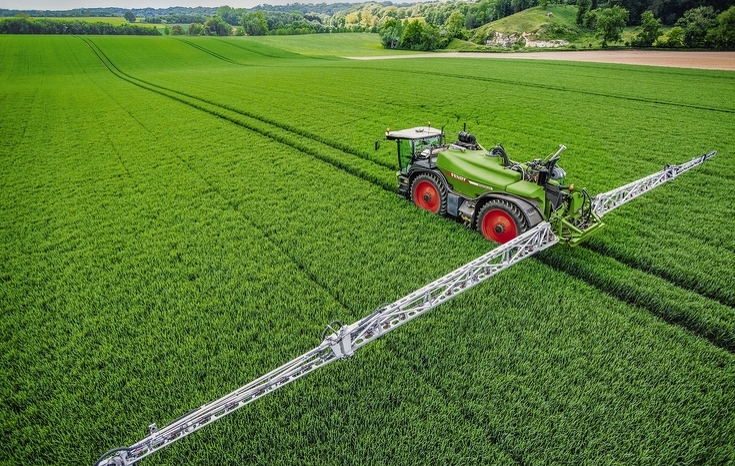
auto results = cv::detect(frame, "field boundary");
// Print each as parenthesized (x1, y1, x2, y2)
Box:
(347, 51, 735, 72)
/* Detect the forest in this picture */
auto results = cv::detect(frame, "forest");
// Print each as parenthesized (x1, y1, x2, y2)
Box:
(1, 0, 734, 47)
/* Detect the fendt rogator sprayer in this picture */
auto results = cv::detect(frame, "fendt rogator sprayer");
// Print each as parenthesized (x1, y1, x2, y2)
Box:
(96, 125, 716, 466)
(388, 124, 603, 245)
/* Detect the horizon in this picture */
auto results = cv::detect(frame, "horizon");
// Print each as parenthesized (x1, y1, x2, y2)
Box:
(0, 0, 366, 11)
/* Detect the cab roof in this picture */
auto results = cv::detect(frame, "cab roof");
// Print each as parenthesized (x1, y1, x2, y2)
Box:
(385, 126, 443, 141)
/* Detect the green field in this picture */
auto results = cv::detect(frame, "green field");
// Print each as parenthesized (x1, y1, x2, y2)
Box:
(248, 33, 428, 56)
(33, 16, 130, 25)
(1, 34, 734, 465)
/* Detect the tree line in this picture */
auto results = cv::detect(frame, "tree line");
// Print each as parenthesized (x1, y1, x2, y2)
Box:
(160, 7, 355, 36)
(0, 17, 161, 35)
(0, 7, 217, 18)
(576, 4, 735, 48)
(1, 1, 732, 47)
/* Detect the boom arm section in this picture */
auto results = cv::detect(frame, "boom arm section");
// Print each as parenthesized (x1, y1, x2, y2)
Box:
(96, 222, 559, 466)
(591, 151, 716, 218)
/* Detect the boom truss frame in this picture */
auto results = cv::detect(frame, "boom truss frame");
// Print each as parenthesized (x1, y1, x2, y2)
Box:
(591, 151, 716, 217)
(96, 222, 559, 466)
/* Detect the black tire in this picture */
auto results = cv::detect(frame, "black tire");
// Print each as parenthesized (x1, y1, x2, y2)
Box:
(410, 173, 447, 215)
(476, 199, 528, 244)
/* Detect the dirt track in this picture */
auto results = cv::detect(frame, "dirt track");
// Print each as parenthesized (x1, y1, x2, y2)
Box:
(347, 50, 735, 71)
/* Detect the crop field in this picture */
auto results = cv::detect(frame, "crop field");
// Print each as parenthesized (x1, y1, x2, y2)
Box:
(1, 34, 734, 465)
(28, 16, 131, 25)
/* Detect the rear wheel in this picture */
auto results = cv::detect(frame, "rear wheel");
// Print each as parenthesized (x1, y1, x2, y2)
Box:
(476, 199, 528, 244)
(411, 173, 447, 215)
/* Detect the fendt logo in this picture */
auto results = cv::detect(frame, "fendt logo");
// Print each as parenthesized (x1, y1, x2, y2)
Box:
(447, 171, 493, 191)
(448, 172, 468, 183)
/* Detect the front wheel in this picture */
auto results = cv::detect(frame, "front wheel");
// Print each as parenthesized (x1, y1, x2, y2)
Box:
(411, 173, 447, 215)
(476, 199, 528, 244)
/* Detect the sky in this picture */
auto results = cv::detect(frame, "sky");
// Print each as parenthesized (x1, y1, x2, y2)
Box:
(0, 0, 356, 10)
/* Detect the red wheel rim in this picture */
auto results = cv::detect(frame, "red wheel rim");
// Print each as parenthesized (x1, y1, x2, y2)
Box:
(413, 180, 440, 213)
(481, 209, 517, 243)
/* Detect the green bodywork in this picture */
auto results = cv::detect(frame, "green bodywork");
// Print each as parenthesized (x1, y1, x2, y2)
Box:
(434, 147, 604, 245)
(436, 148, 547, 212)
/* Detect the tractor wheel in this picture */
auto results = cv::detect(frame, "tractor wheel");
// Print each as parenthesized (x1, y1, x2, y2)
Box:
(476, 199, 528, 244)
(411, 173, 447, 215)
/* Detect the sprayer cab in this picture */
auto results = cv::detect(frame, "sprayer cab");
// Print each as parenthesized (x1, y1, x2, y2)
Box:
(385, 126, 445, 175)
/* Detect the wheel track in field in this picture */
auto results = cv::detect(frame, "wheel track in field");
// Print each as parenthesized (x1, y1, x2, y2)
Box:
(136, 37, 394, 171)
(365, 66, 735, 115)
(71, 38, 145, 195)
(212, 37, 314, 60)
(581, 241, 735, 309)
(115, 39, 395, 171)
(381, 337, 525, 465)
(81, 37, 396, 191)
(81, 36, 395, 322)
(536, 246, 735, 354)
(82, 36, 733, 354)
(176, 38, 251, 66)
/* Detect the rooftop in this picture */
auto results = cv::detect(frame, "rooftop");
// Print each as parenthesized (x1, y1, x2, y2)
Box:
(385, 126, 443, 141)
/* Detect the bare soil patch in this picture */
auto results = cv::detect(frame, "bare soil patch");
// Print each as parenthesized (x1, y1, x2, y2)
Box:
(347, 50, 735, 71)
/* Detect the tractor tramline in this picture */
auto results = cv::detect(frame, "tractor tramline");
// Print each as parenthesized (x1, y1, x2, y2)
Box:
(96, 126, 716, 466)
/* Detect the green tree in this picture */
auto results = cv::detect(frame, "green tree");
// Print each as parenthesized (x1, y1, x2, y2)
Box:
(217, 5, 241, 26)
(676, 6, 717, 48)
(511, 0, 533, 14)
(583, 9, 597, 29)
(631, 10, 661, 46)
(204, 16, 231, 36)
(446, 11, 466, 39)
(234, 26, 245, 36)
(464, 12, 478, 29)
(577, 0, 592, 26)
(706, 6, 735, 49)
(188, 22, 204, 36)
(379, 18, 404, 48)
(163, 25, 170, 35)
(495, 0, 513, 20)
(124, 11, 136, 23)
(242, 11, 268, 36)
(400, 19, 440, 50)
(170, 24, 184, 36)
(596, 6, 629, 47)
(660, 26, 684, 47)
